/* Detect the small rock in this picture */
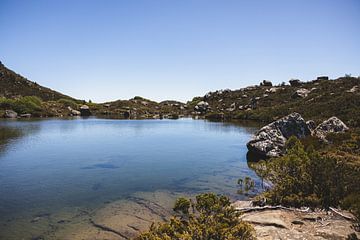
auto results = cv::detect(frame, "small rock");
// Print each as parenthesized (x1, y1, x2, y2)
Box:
(347, 85, 358, 93)
(317, 76, 329, 80)
(292, 88, 310, 98)
(289, 79, 302, 87)
(260, 80, 272, 86)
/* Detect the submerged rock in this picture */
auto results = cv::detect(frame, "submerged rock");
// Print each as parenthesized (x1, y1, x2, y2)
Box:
(247, 113, 311, 158)
(314, 116, 349, 140)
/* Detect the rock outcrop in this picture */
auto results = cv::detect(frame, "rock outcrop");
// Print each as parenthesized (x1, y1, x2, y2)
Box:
(194, 101, 209, 113)
(247, 113, 311, 158)
(80, 105, 91, 116)
(314, 116, 349, 140)
(247, 113, 350, 158)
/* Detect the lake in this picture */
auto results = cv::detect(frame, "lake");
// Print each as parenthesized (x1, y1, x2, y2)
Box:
(0, 118, 261, 239)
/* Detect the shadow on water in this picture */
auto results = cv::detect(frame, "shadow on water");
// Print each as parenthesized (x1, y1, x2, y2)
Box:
(0, 126, 23, 157)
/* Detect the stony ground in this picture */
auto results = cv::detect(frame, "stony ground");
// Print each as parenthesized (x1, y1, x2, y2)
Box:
(234, 201, 359, 240)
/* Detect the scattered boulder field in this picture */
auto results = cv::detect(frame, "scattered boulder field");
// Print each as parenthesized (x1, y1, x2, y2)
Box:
(246, 112, 349, 158)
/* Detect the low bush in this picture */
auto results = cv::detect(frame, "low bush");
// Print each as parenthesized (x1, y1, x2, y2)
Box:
(136, 193, 255, 240)
(257, 136, 360, 222)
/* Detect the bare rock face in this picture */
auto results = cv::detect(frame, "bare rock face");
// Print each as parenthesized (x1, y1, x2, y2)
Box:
(314, 116, 349, 139)
(4, 110, 18, 118)
(247, 113, 311, 158)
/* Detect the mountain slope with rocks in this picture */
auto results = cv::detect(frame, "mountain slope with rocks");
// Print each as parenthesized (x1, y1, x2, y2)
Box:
(187, 76, 360, 128)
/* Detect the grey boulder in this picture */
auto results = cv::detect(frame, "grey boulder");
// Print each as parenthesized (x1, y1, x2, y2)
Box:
(314, 116, 349, 139)
(4, 110, 18, 118)
(247, 113, 311, 158)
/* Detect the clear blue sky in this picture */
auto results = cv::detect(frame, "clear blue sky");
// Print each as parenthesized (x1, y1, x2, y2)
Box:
(1, 0, 359, 103)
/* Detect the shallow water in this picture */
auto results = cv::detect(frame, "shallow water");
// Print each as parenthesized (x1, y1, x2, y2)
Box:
(0, 118, 261, 239)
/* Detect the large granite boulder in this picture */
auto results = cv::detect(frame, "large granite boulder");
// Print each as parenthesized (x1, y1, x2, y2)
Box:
(247, 113, 311, 158)
(4, 110, 18, 118)
(80, 105, 91, 116)
(314, 116, 349, 139)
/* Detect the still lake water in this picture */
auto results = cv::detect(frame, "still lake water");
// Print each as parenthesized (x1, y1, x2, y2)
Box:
(0, 118, 260, 239)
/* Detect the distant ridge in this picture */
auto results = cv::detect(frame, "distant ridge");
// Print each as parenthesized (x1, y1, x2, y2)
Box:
(0, 61, 73, 101)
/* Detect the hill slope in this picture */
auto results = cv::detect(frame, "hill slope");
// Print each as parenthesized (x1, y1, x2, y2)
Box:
(0, 61, 72, 101)
(187, 77, 360, 128)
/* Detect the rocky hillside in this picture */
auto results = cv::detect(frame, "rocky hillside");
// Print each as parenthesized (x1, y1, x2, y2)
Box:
(1, 61, 359, 124)
(0, 61, 72, 101)
(188, 76, 360, 128)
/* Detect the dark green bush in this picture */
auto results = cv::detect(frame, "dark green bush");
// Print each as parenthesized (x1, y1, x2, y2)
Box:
(57, 98, 78, 109)
(259, 136, 360, 221)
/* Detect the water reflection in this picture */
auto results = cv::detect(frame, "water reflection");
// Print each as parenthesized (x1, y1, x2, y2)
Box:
(0, 118, 261, 240)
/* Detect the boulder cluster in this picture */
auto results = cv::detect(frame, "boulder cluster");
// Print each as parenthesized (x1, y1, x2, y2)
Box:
(247, 113, 349, 158)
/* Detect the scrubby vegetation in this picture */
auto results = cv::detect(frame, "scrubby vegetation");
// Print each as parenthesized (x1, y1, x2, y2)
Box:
(0, 96, 43, 115)
(190, 76, 360, 128)
(251, 135, 360, 222)
(136, 193, 255, 240)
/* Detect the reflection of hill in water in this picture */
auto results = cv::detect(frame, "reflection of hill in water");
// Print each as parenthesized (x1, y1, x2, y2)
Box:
(0, 123, 40, 157)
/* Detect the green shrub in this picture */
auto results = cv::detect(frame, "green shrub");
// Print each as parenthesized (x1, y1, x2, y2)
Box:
(258, 136, 360, 221)
(57, 98, 78, 109)
(0, 96, 43, 114)
(136, 193, 255, 240)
